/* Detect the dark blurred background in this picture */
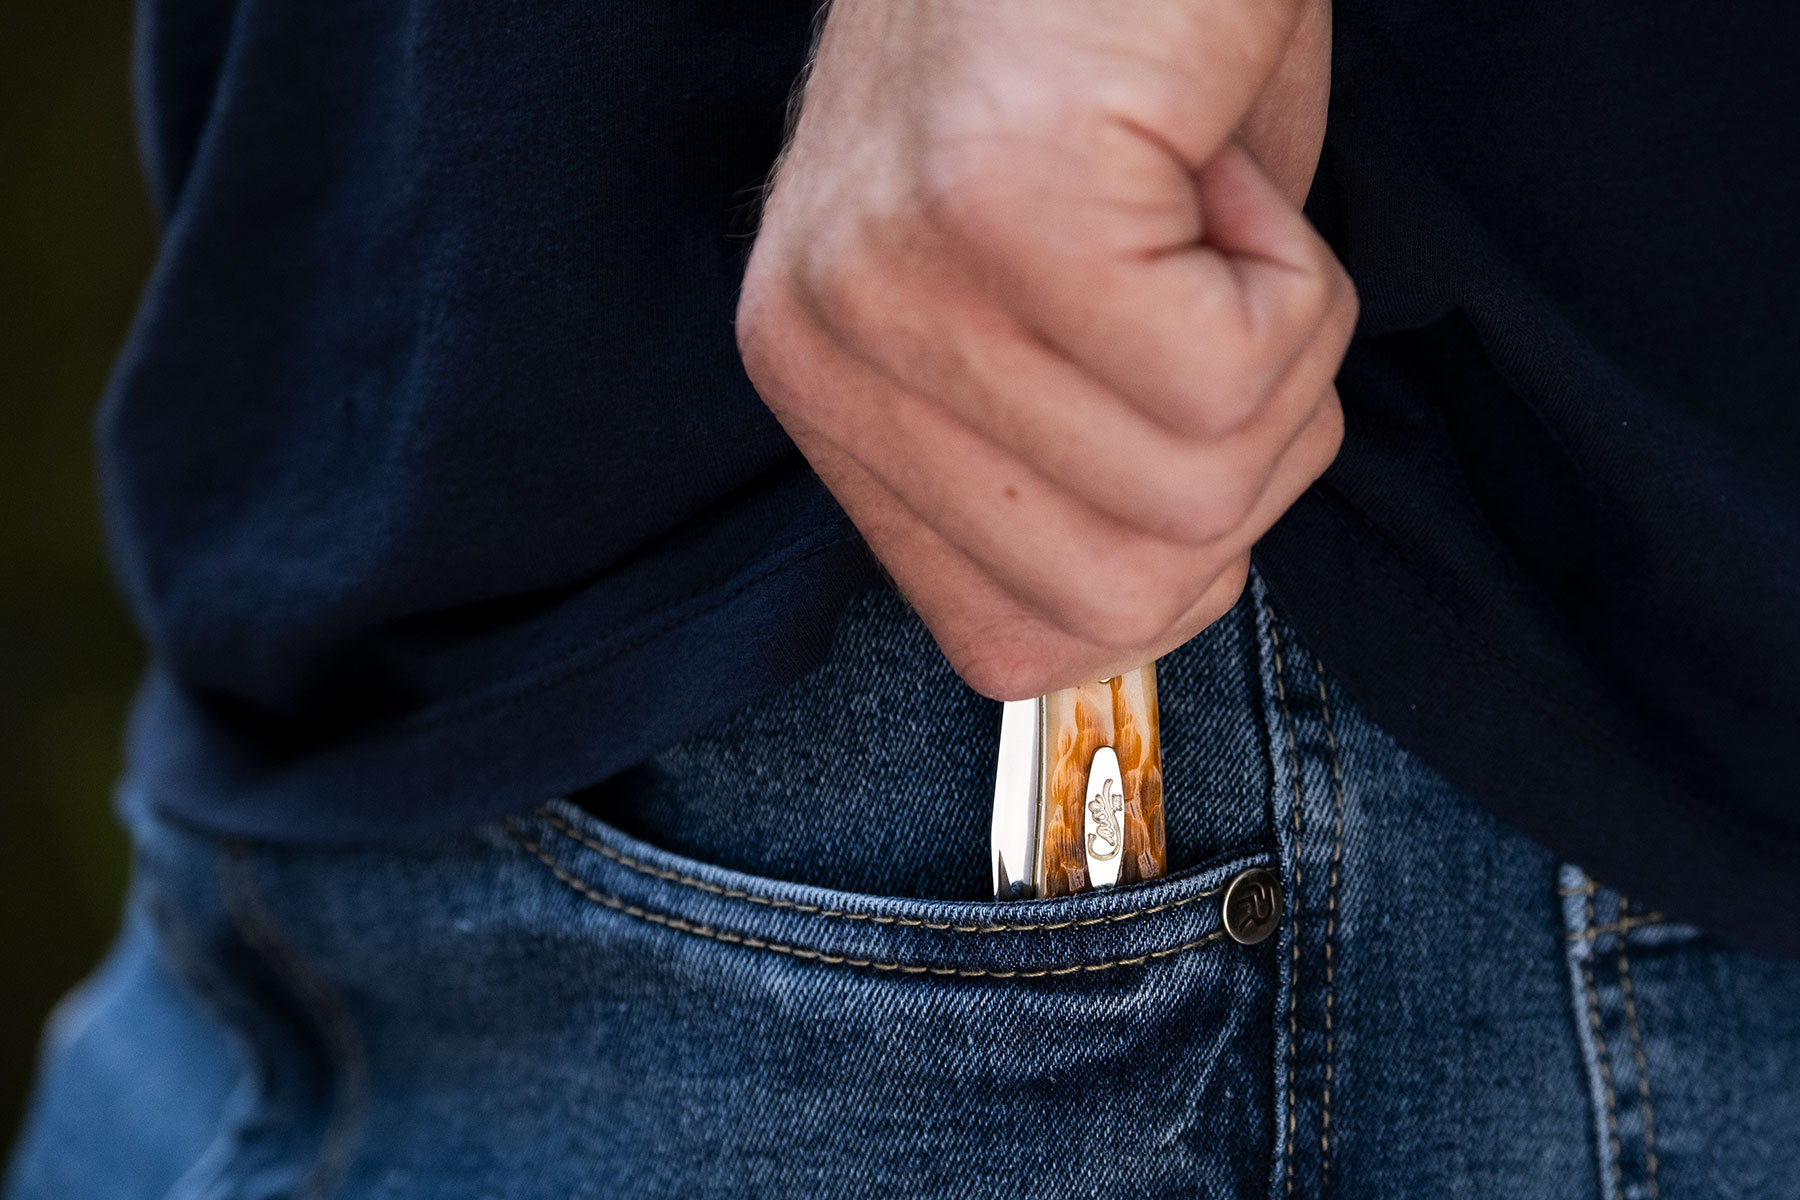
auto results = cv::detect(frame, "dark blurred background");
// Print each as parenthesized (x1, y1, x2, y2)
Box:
(1, 0, 156, 1146)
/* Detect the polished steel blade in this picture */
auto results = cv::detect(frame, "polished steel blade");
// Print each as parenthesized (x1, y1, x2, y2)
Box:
(990, 698, 1042, 900)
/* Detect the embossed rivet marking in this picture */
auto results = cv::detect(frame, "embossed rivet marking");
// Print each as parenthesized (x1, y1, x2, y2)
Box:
(1221, 867, 1283, 946)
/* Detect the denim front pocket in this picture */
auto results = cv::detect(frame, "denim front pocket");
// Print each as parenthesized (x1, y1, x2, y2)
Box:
(489, 798, 1281, 1198)
(131, 585, 1289, 1198)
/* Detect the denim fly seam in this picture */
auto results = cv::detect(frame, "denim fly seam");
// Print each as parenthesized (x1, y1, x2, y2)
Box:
(1255, 580, 1347, 1200)
(1558, 865, 1699, 1200)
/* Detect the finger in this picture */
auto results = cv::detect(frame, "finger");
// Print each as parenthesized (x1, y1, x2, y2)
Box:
(752, 244, 1344, 654)
(1194, 252, 1355, 496)
(852, 316, 1333, 550)
(983, 141, 1346, 441)
(1196, 384, 1343, 556)
(798, 228, 1353, 548)
(1237, 0, 1333, 207)
(805, 384, 1199, 652)
(1035, 0, 1310, 172)
(785, 324, 1339, 653)
(797, 428, 1254, 699)
(894, 379, 1338, 653)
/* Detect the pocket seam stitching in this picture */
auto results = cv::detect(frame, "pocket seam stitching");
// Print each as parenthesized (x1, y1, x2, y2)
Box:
(1580, 882, 1627, 1198)
(536, 806, 1228, 933)
(510, 821, 1230, 976)
(1568, 916, 1665, 941)
(1616, 934, 1663, 1197)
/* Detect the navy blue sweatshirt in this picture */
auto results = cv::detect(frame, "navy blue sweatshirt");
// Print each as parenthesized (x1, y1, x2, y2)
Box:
(103, 0, 1800, 955)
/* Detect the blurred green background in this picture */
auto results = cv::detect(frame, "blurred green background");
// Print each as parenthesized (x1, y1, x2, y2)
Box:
(1, 0, 156, 1147)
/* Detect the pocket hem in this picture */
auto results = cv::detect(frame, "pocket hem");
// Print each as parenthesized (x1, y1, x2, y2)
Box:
(506, 799, 1275, 980)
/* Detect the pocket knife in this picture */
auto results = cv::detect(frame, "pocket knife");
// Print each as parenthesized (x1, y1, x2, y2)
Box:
(990, 663, 1167, 900)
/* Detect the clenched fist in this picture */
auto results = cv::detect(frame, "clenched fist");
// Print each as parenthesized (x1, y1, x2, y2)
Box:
(737, 0, 1355, 699)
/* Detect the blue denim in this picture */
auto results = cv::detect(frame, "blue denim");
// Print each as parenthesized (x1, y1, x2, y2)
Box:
(10, 580, 1800, 1198)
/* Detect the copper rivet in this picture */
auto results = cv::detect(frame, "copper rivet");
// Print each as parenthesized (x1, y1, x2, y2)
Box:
(1221, 867, 1283, 946)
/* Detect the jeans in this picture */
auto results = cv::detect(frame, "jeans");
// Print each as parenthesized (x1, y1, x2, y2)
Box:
(9, 579, 1800, 1198)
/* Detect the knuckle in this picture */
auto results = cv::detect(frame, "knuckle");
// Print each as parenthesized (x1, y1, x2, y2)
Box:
(1104, 603, 1175, 650)
(1193, 378, 1267, 438)
(1325, 271, 1361, 348)
(1129, 440, 1265, 545)
(1310, 393, 1347, 462)
(734, 285, 797, 393)
(952, 649, 1055, 703)
(1170, 465, 1261, 545)
(1050, 545, 1198, 650)
(1103, 71, 1192, 147)
(915, 121, 1044, 247)
(916, 163, 1008, 247)
(1042, 587, 1142, 650)
(1060, 602, 1166, 652)
(734, 254, 778, 340)
(1216, 325, 1276, 398)
(1035, 594, 1113, 649)
(1138, 358, 1247, 438)
(1154, 363, 1265, 442)
(1195, 557, 1253, 624)
(795, 234, 880, 335)
(1283, 263, 1336, 333)
(1165, 491, 1252, 546)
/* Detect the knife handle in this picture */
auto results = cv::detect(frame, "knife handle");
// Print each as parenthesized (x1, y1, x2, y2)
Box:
(1035, 664, 1166, 898)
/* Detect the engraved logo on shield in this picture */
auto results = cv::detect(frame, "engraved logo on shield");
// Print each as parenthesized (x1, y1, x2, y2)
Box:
(1086, 779, 1122, 861)
(1083, 745, 1125, 888)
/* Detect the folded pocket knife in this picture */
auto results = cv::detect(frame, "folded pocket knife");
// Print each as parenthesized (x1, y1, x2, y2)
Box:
(990, 664, 1167, 900)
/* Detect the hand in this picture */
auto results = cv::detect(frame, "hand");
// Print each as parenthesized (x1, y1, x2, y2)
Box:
(737, 0, 1355, 699)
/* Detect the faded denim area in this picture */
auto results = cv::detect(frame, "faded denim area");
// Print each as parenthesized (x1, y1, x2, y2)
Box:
(9, 583, 1800, 1198)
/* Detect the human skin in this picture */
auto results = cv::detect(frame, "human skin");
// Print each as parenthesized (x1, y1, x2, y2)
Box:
(738, 0, 1355, 700)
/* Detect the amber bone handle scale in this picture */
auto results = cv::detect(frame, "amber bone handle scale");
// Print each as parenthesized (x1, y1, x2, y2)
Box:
(990, 664, 1167, 900)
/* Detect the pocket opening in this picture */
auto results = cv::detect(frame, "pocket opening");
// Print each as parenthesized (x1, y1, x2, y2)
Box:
(508, 799, 1276, 981)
